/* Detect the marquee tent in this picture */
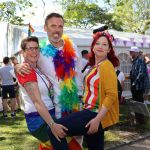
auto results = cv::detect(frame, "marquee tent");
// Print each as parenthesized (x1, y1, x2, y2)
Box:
(0, 22, 150, 63)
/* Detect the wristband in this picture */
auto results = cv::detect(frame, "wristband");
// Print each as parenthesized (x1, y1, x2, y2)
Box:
(48, 120, 55, 127)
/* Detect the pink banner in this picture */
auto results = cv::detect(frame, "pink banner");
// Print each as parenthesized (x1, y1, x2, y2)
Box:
(130, 38, 134, 42)
(114, 38, 119, 45)
(141, 42, 144, 48)
(142, 37, 147, 43)
(123, 40, 127, 47)
(133, 41, 136, 46)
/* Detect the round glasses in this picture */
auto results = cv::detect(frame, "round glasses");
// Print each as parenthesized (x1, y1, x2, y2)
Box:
(25, 47, 39, 51)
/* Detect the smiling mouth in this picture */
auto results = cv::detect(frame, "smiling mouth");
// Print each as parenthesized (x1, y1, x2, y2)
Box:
(53, 33, 59, 38)
(98, 50, 104, 52)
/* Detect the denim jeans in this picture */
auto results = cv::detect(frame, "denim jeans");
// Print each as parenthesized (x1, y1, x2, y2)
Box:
(47, 109, 104, 150)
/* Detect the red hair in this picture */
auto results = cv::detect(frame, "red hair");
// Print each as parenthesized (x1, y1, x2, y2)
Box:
(89, 32, 119, 67)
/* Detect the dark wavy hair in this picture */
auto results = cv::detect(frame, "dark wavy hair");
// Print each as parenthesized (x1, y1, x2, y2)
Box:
(89, 32, 120, 67)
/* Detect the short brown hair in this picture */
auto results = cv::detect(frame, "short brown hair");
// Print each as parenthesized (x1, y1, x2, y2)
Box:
(21, 36, 39, 51)
(3, 57, 10, 64)
(45, 12, 64, 25)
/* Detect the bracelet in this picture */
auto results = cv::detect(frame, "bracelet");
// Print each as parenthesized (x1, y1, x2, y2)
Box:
(48, 120, 55, 127)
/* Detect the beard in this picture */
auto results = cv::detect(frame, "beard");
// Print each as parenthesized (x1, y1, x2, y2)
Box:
(50, 37, 61, 43)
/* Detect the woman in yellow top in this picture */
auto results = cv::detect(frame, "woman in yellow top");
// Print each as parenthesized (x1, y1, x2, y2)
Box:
(47, 31, 119, 150)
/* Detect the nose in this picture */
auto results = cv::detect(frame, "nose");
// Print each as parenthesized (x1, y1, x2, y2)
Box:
(98, 44, 102, 48)
(55, 27, 61, 33)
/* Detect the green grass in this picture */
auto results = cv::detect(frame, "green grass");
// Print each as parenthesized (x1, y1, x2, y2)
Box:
(0, 111, 121, 150)
(0, 111, 38, 150)
(1, 107, 149, 150)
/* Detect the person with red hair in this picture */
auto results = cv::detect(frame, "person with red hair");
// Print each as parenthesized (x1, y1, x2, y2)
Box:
(47, 31, 119, 150)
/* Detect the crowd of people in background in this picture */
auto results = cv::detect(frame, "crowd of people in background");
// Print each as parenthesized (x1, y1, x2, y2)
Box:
(0, 12, 150, 150)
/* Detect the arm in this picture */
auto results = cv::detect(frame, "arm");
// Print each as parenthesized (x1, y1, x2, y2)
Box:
(119, 72, 125, 90)
(24, 82, 68, 141)
(134, 59, 147, 85)
(86, 106, 107, 134)
(101, 63, 118, 109)
(121, 80, 125, 91)
(17, 69, 67, 141)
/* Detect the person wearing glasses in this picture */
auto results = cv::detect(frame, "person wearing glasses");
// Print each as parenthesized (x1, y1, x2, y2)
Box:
(16, 36, 68, 145)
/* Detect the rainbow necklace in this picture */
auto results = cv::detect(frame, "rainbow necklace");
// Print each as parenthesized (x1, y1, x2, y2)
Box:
(40, 35, 79, 114)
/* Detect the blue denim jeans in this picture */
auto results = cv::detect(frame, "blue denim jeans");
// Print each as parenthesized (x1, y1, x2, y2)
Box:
(47, 109, 104, 150)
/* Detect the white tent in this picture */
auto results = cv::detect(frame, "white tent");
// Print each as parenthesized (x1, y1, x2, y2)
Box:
(1, 23, 150, 96)
(0, 22, 26, 63)
(1, 23, 150, 63)
(27, 25, 150, 50)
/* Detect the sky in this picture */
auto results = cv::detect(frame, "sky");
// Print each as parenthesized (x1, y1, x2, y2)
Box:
(0, 0, 108, 25)
(23, 0, 61, 25)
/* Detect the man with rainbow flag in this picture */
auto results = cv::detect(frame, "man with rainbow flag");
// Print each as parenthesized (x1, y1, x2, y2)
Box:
(16, 13, 83, 150)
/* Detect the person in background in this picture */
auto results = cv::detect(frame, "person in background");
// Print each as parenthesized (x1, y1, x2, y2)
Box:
(144, 56, 150, 104)
(11, 56, 19, 66)
(10, 56, 21, 112)
(47, 31, 119, 150)
(115, 67, 125, 103)
(128, 46, 149, 124)
(81, 50, 90, 75)
(0, 57, 16, 118)
(81, 50, 89, 68)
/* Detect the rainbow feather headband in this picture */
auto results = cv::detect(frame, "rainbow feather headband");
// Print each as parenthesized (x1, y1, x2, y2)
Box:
(40, 35, 79, 112)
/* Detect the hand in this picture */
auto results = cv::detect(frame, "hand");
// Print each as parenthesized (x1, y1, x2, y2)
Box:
(15, 63, 31, 76)
(85, 117, 100, 135)
(50, 123, 68, 142)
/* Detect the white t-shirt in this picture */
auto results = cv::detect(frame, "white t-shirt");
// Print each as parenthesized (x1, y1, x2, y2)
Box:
(18, 69, 54, 114)
(117, 71, 125, 83)
(81, 58, 88, 70)
(0, 65, 14, 85)
(38, 41, 83, 118)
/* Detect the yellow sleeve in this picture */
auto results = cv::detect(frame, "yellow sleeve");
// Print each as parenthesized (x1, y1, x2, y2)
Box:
(100, 61, 118, 110)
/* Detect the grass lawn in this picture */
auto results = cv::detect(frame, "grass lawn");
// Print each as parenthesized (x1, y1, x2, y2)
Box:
(1, 103, 149, 150)
(0, 111, 121, 150)
(0, 111, 38, 150)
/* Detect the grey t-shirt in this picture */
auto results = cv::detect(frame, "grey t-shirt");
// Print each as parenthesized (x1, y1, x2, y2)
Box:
(0, 65, 14, 86)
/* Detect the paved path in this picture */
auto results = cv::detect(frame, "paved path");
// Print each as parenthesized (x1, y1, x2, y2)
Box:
(105, 127, 150, 150)
(115, 136, 150, 150)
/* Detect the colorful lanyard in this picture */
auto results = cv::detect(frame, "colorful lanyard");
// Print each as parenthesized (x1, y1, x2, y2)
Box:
(34, 65, 55, 106)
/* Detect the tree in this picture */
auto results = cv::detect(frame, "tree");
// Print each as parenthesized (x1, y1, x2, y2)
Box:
(57, 0, 123, 30)
(0, 0, 33, 25)
(110, 0, 150, 34)
(63, 1, 113, 28)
